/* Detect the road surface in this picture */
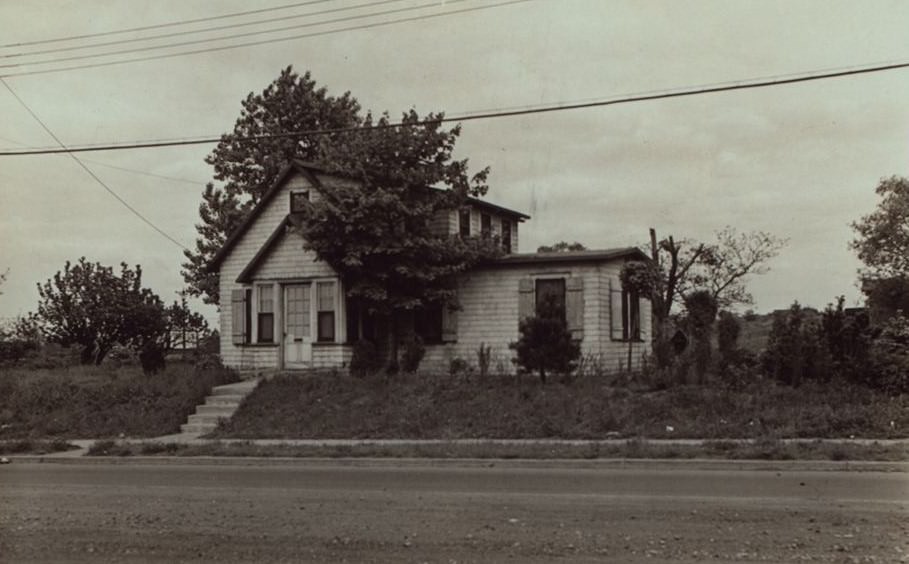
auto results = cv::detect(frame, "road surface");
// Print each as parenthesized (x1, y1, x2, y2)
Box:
(1, 460, 906, 562)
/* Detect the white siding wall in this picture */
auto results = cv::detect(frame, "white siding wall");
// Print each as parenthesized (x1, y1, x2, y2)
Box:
(219, 171, 344, 370)
(420, 261, 652, 374)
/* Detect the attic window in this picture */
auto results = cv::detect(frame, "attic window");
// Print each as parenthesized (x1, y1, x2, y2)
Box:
(289, 190, 310, 213)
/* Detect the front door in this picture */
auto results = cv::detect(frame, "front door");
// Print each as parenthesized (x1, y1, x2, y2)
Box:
(284, 283, 312, 368)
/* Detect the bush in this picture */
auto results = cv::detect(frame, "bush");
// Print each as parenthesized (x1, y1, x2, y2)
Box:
(449, 357, 471, 380)
(509, 295, 580, 384)
(763, 302, 831, 386)
(139, 342, 166, 376)
(349, 340, 380, 377)
(870, 315, 909, 394)
(400, 336, 426, 374)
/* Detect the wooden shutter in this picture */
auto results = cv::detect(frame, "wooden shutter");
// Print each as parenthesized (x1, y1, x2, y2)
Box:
(441, 303, 458, 343)
(609, 278, 624, 340)
(231, 289, 247, 345)
(566, 277, 584, 340)
(518, 277, 534, 323)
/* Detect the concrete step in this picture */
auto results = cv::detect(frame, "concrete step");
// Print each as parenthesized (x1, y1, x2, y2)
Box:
(204, 394, 245, 406)
(180, 423, 216, 435)
(195, 405, 236, 416)
(210, 381, 260, 396)
(187, 413, 229, 425)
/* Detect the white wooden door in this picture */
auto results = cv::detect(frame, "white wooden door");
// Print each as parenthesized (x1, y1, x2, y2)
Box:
(284, 284, 311, 367)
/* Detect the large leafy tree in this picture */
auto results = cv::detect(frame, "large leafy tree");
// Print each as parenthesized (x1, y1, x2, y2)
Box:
(182, 66, 362, 304)
(35, 258, 167, 365)
(850, 176, 909, 279)
(294, 110, 498, 364)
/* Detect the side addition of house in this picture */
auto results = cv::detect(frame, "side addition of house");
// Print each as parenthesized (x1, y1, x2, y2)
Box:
(208, 160, 652, 374)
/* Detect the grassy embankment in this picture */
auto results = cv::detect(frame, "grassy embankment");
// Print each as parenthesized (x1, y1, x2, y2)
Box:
(0, 360, 238, 439)
(210, 371, 908, 441)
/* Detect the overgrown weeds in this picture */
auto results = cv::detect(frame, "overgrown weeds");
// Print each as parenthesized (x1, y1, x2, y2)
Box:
(210, 371, 908, 440)
(0, 358, 239, 439)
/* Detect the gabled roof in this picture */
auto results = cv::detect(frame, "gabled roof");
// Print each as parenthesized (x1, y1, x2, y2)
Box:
(206, 161, 321, 273)
(206, 159, 530, 273)
(488, 247, 650, 266)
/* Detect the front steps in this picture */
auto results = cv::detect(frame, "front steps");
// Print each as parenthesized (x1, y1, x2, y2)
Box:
(179, 379, 261, 435)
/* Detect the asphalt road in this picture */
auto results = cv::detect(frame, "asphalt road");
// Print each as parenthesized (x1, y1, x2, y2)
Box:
(1, 461, 907, 562)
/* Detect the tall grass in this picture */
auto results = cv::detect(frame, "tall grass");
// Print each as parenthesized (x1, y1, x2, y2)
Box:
(0, 359, 238, 439)
(211, 372, 908, 440)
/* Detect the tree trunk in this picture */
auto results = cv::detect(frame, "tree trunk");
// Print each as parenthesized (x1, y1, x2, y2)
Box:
(383, 314, 399, 376)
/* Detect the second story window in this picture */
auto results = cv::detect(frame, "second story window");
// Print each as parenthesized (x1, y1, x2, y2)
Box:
(481, 213, 491, 238)
(459, 208, 471, 238)
(501, 220, 512, 253)
(290, 190, 310, 213)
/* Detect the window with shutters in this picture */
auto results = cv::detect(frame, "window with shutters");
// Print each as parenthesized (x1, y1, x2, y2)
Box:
(257, 285, 274, 343)
(459, 208, 471, 238)
(317, 281, 335, 342)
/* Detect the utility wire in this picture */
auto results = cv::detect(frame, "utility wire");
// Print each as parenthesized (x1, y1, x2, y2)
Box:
(0, 0, 438, 69)
(0, 77, 190, 250)
(3, 58, 908, 157)
(0, 134, 205, 184)
(0, 0, 331, 49)
(0, 0, 531, 78)
(1, 0, 402, 60)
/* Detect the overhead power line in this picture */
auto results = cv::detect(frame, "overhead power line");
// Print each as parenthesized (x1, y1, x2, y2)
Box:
(0, 77, 189, 250)
(1, 0, 403, 60)
(0, 0, 531, 78)
(0, 0, 331, 49)
(0, 134, 205, 185)
(0, 0, 447, 70)
(2, 59, 908, 157)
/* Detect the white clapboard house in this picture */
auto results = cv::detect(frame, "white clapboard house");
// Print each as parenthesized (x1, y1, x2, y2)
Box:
(208, 160, 652, 373)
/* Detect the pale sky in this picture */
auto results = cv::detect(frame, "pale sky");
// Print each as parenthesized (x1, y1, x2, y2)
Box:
(1, 0, 907, 326)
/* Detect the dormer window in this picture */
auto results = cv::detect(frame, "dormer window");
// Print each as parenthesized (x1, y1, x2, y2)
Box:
(289, 190, 310, 213)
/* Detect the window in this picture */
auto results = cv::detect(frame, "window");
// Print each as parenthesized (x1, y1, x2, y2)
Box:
(535, 278, 566, 321)
(257, 285, 274, 343)
(622, 288, 641, 341)
(317, 281, 335, 342)
(459, 208, 471, 238)
(414, 304, 443, 344)
(480, 213, 491, 238)
(289, 190, 310, 213)
(501, 220, 512, 253)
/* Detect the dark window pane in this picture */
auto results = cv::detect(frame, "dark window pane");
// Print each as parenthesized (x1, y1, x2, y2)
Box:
(244, 289, 252, 344)
(318, 311, 335, 342)
(502, 221, 512, 253)
(481, 213, 491, 237)
(459, 209, 471, 237)
(290, 191, 310, 213)
(415, 305, 443, 344)
(258, 312, 274, 343)
(535, 278, 566, 321)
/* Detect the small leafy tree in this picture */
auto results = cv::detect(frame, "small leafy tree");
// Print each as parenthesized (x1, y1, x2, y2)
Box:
(683, 290, 719, 384)
(716, 310, 741, 366)
(869, 314, 909, 394)
(850, 176, 909, 279)
(34, 258, 169, 366)
(509, 295, 580, 384)
(762, 302, 830, 386)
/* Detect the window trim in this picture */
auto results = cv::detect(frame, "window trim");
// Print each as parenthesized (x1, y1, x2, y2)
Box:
(316, 281, 336, 343)
(458, 208, 471, 238)
(289, 190, 310, 213)
(256, 284, 275, 343)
